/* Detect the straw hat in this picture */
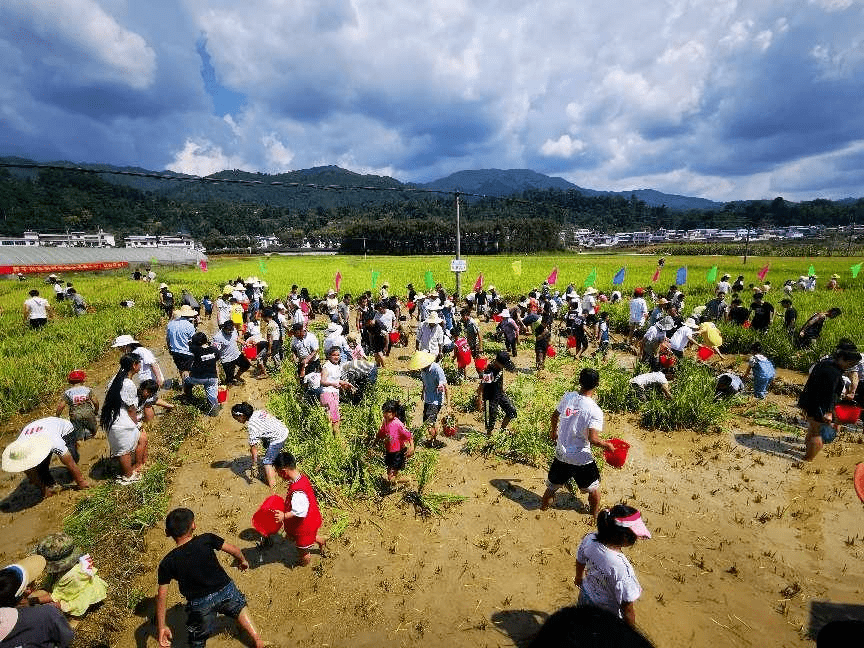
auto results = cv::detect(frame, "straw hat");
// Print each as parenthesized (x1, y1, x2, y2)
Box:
(175, 305, 197, 317)
(326, 322, 342, 333)
(158, 283, 168, 289)
(2, 554, 47, 598)
(426, 312, 443, 325)
(414, 292, 426, 300)
(111, 334, 139, 348)
(2, 435, 53, 473)
(585, 287, 598, 295)
(36, 533, 82, 575)
(409, 351, 436, 371)
(657, 316, 675, 331)
(488, 285, 496, 291)
(683, 318, 699, 329)
(831, 273, 840, 279)
(222, 285, 234, 295)
(346, 332, 359, 343)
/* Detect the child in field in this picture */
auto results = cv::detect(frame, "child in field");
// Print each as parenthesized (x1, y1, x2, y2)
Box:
(230, 402, 289, 493)
(56, 370, 99, 451)
(375, 400, 414, 486)
(320, 347, 354, 435)
(475, 351, 518, 434)
(743, 342, 776, 399)
(592, 311, 611, 359)
(156, 508, 267, 648)
(575, 504, 650, 626)
(138, 379, 175, 423)
(271, 452, 326, 567)
(534, 323, 551, 371)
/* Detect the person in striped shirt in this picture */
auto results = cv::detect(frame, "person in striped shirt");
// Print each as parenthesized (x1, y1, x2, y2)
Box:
(230, 402, 289, 492)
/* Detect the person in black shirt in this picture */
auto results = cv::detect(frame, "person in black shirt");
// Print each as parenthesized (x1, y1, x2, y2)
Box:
(798, 349, 861, 460)
(727, 298, 750, 326)
(780, 298, 797, 337)
(749, 292, 775, 331)
(475, 351, 517, 434)
(156, 508, 266, 648)
(731, 275, 745, 292)
(796, 307, 841, 349)
(184, 332, 222, 416)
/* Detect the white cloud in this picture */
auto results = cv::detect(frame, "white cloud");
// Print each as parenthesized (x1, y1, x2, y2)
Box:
(168, 139, 248, 177)
(540, 135, 585, 158)
(261, 134, 294, 171)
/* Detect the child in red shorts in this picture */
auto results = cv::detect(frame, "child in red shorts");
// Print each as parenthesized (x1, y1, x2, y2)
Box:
(272, 452, 326, 567)
(375, 400, 414, 486)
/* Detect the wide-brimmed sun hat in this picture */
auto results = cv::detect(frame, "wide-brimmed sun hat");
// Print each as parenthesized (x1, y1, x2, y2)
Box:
(2, 435, 53, 473)
(657, 316, 675, 331)
(408, 351, 436, 371)
(158, 283, 168, 289)
(111, 334, 139, 348)
(611, 509, 651, 538)
(683, 318, 699, 329)
(326, 322, 342, 333)
(36, 533, 82, 575)
(426, 312, 443, 325)
(585, 287, 598, 295)
(175, 305, 197, 317)
(1, 554, 47, 598)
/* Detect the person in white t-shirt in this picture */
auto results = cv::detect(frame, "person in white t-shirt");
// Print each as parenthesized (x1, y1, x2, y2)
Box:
(23, 290, 53, 329)
(627, 288, 648, 343)
(576, 504, 651, 626)
(668, 318, 699, 357)
(629, 370, 673, 399)
(541, 368, 615, 516)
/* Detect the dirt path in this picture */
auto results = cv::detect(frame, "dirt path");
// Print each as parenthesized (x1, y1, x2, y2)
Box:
(3, 319, 864, 647)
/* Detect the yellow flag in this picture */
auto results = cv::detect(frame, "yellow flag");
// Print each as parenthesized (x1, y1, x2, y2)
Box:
(511, 260, 522, 276)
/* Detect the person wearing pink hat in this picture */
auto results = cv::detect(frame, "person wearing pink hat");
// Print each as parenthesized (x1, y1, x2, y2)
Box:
(575, 503, 651, 627)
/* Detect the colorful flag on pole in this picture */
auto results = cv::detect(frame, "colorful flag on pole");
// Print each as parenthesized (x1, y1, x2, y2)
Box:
(259, 260, 268, 275)
(706, 266, 718, 283)
(757, 264, 770, 281)
(198, 260, 207, 272)
(808, 264, 815, 277)
(473, 273, 483, 291)
(150, 256, 158, 266)
(676, 266, 687, 285)
(612, 267, 626, 285)
(651, 267, 661, 283)
(424, 271, 434, 290)
(511, 260, 522, 276)
(335, 271, 342, 292)
(583, 268, 597, 288)
(371, 270, 380, 290)
(852, 262, 862, 279)
(547, 267, 558, 285)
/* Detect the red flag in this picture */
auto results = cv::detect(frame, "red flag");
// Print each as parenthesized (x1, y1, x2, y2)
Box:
(335, 271, 342, 292)
(473, 273, 483, 291)
(547, 267, 558, 285)
(651, 267, 661, 282)
(757, 264, 769, 281)
(198, 260, 207, 272)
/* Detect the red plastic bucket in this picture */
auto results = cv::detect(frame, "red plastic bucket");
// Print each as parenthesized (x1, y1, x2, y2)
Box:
(406, 301, 415, 309)
(454, 338, 472, 368)
(492, 314, 503, 323)
(603, 438, 630, 468)
(252, 495, 285, 536)
(389, 331, 400, 343)
(546, 345, 556, 357)
(697, 346, 714, 361)
(566, 336, 577, 349)
(217, 385, 228, 403)
(243, 345, 257, 360)
(659, 353, 676, 368)
(475, 357, 489, 371)
(835, 403, 861, 424)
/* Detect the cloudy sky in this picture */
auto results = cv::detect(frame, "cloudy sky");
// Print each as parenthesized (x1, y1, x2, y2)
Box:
(2, 0, 863, 202)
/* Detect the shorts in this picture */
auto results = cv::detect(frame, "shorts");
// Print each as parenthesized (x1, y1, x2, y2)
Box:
(29, 318, 48, 329)
(584, 313, 597, 327)
(546, 458, 600, 493)
(423, 403, 441, 425)
(108, 424, 141, 457)
(320, 391, 341, 422)
(70, 410, 97, 440)
(384, 448, 407, 471)
(185, 581, 248, 648)
(170, 351, 194, 373)
(261, 439, 285, 465)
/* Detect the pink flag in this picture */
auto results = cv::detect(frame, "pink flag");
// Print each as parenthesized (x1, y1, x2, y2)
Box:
(335, 271, 342, 292)
(198, 260, 207, 272)
(651, 267, 661, 283)
(547, 267, 558, 285)
(473, 273, 483, 291)
(757, 264, 769, 281)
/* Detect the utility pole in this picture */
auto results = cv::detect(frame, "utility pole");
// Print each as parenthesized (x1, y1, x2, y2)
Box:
(743, 227, 750, 265)
(455, 192, 462, 298)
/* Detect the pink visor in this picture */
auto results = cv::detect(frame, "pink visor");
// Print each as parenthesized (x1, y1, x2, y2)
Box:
(613, 511, 651, 538)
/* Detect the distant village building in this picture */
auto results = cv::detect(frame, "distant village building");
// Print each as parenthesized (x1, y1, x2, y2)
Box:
(0, 229, 115, 247)
(124, 234, 202, 251)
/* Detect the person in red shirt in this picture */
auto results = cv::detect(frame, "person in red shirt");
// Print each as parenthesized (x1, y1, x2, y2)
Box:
(375, 400, 414, 487)
(272, 453, 326, 567)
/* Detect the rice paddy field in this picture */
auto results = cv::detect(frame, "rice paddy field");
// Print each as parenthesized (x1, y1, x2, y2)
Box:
(2, 252, 864, 648)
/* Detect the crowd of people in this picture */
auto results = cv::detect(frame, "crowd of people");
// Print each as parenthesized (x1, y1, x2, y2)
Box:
(2, 265, 860, 647)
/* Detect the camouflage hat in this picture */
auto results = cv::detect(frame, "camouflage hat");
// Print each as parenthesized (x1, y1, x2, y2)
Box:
(35, 533, 82, 575)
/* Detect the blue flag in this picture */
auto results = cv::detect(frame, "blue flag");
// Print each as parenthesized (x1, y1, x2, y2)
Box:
(612, 267, 626, 285)
(676, 266, 687, 285)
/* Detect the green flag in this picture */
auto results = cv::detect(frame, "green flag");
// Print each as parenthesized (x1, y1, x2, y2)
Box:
(371, 270, 380, 290)
(808, 264, 815, 276)
(583, 267, 597, 287)
(259, 260, 268, 275)
(424, 271, 434, 290)
(852, 263, 862, 279)
(706, 266, 718, 283)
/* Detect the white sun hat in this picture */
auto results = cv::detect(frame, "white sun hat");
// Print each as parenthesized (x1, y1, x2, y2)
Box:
(2, 435, 54, 473)
(111, 335, 139, 348)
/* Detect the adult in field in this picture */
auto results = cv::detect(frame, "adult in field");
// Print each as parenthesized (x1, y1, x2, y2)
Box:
(338, 293, 352, 334)
(23, 289, 53, 329)
(780, 298, 798, 337)
(101, 354, 147, 484)
(290, 322, 320, 380)
(637, 316, 674, 370)
(627, 288, 648, 343)
(668, 318, 698, 358)
(212, 321, 250, 386)
(541, 368, 615, 516)
(748, 292, 775, 332)
(112, 334, 165, 388)
(158, 283, 174, 318)
(417, 311, 446, 360)
(323, 321, 351, 363)
(796, 308, 841, 349)
(411, 351, 448, 446)
(166, 305, 197, 382)
(798, 348, 861, 461)
(475, 351, 517, 435)
(2, 417, 89, 499)
(716, 274, 731, 295)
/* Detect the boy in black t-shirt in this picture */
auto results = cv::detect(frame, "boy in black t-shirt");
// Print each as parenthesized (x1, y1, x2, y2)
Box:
(156, 508, 266, 648)
(475, 351, 517, 434)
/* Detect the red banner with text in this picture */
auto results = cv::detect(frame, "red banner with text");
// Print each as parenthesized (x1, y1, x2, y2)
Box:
(0, 261, 129, 275)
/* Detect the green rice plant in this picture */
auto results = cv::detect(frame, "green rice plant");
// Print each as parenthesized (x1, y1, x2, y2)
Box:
(639, 361, 729, 432)
(402, 449, 466, 516)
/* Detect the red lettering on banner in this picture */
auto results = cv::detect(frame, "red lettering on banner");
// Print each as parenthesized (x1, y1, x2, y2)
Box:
(0, 262, 129, 275)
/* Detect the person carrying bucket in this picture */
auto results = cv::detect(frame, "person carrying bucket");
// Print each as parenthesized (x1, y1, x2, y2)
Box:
(541, 368, 616, 517)
(271, 453, 326, 567)
(475, 351, 517, 435)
